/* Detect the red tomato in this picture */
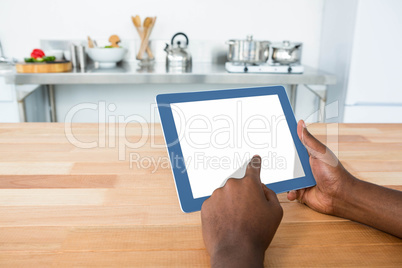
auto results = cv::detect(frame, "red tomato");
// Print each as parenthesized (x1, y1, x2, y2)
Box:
(31, 49, 45, 59)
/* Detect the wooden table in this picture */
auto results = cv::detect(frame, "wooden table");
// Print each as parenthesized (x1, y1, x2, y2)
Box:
(0, 123, 401, 267)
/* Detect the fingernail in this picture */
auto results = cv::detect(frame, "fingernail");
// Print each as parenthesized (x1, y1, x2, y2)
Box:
(302, 120, 306, 129)
(252, 154, 261, 159)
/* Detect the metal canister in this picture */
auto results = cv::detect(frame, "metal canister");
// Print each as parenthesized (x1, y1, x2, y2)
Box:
(76, 45, 86, 71)
(70, 44, 78, 69)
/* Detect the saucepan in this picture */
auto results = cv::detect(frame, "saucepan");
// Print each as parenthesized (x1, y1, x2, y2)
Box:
(226, 35, 270, 64)
(271, 40, 302, 65)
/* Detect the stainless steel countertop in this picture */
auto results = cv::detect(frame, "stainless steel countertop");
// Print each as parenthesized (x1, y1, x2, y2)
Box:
(4, 62, 336, 85)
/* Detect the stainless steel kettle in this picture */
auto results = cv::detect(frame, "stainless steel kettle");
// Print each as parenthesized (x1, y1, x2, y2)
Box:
(164, 32, 192, 73)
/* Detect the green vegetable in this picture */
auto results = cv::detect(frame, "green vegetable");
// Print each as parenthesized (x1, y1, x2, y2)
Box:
(24, 56, 56, 63)
(104, 46, 113, 48)
(43, 56, 56, 62)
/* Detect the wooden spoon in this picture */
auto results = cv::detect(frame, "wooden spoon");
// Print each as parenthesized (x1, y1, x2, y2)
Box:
(109, 35, 121, 48)
(136, 17, 156, 60)
(87, 36, 95, 48)
(131, 15, 153, 59)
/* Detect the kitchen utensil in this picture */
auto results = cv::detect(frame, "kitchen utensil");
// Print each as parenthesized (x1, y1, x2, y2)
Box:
(87, 47, 127, 68)
(87, 36, 95, 48)
(271, 40, 302, 65)
(109, 35, 121, 48)
(226, 35, 270, 64)
(70, 44, 78, 68)
(131, 15, 154, 59)
(15, 61, 72, 73)
(164, 32, 192, 73)
(136, 17, 156, 60)
(76, 45, 86, 71)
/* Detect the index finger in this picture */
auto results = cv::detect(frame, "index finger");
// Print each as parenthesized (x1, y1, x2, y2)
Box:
(245, 155, 262, 180)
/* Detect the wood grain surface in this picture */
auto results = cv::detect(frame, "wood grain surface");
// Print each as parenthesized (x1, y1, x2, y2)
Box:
(0, 123, 401, 267)
(15, 62, 72, 73)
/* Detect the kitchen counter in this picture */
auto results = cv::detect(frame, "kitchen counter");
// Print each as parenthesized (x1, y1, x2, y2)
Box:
(3, 62, 336, 123)
(0, 123, 401, 267)
(4, 62, 336, 85)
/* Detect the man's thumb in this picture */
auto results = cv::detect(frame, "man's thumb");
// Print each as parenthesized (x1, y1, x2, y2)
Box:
(297, 120, 327, 159)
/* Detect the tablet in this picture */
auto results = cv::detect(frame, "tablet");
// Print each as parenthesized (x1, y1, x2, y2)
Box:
(157, 86, 315, 213)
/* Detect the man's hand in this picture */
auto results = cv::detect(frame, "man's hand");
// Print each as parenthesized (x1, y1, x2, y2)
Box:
(201, 155, 283, 268)
(288, 120, 402, 238)
(287, 120, 355, 215)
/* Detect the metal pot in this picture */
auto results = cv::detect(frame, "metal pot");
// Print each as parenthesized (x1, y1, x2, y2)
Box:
(271, 40, 302, 65)
(164, 32, 192, 73)
(226, 35, 270, 64)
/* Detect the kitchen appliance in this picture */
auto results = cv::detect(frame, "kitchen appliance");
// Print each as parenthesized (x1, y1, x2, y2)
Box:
(225, 38, 304, 74)
(271, 40, 302, 65)
(226, 35, 270, 64)
(164, 32, 192, 73)
(225, 62, 304, 74)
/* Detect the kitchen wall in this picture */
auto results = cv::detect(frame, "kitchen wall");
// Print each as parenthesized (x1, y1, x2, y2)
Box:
(318, 0, 358, 123)
(2, 0, 401, 123)
(0, 0, 327, 123)
(0, 0, 324, 68)
(343, 0, 402, 122)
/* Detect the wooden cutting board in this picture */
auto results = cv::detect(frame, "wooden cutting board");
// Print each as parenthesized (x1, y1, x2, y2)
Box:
(15, 61, 72, 73)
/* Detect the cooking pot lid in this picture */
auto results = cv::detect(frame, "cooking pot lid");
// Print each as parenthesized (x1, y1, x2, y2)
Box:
(227, 35, 270, 43)
(271, 40, 302, 49)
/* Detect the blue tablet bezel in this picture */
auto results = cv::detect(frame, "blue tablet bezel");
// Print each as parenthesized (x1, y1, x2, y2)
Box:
(157, 86, 315, 213)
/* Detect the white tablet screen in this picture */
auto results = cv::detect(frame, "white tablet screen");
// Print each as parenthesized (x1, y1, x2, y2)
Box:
(171, 94, 305, 199)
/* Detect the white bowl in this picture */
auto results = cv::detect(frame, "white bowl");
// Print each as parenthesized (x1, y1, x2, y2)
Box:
(45, 50, 64, 60)
(87, 47, 127, 68)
